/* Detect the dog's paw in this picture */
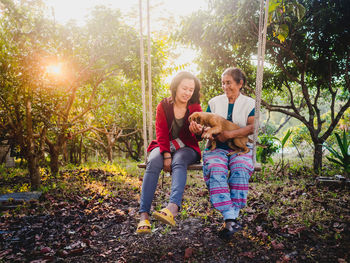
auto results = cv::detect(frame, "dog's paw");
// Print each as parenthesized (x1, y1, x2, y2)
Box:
(203, 131, 214, 139)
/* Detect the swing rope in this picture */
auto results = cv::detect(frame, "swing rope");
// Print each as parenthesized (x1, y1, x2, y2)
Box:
(139, 0, 148, 161)
(146, 0, 153, 145)
(252, 0, 269, 169)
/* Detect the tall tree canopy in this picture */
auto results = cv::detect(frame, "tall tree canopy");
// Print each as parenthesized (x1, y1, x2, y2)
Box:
(176, 0, 350, 171)
(0, 0, 169, 187)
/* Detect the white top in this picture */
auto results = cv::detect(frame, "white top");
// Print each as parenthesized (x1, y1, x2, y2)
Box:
(208, 93, 255, 140)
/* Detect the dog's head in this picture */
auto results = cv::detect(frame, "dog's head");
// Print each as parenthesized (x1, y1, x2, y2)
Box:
(188, 112, 202, 124)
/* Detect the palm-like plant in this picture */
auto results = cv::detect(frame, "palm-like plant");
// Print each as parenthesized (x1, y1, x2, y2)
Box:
(323, 130, 350, 177)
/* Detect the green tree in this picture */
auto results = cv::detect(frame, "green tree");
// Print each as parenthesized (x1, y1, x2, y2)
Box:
(0, 0, 58, 188)
(176, 0, 350, 172)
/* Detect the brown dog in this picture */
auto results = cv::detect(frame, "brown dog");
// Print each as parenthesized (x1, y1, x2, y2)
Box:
(189, 112, 249, 155)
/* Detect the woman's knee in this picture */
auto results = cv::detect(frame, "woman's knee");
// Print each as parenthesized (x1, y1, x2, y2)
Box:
(146, 150, 163, 171)
(204, 157, 229, 173)
(172, 148, 197, 166)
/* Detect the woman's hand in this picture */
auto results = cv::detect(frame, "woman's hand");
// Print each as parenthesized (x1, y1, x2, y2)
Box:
(163, 154, 172, 173)
(189, 121, 203, 135)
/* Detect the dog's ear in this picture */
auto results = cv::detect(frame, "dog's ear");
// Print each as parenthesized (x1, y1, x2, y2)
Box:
(189, 113, 197, 123)
(188, 114, 193, 122)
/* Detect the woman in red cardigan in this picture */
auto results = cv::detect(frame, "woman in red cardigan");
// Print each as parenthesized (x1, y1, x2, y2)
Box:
(136, 71, 203, 234)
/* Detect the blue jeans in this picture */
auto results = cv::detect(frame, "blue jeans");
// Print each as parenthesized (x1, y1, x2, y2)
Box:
(139, 147, 199, 213)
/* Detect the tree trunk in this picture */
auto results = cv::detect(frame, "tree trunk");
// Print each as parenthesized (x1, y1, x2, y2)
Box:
(46, 133, 67, 175)
(69, 143, 74, 163)
(84, 147, 88, 162)
(78, 137, 82, 164)
(107, 146, 113, 162)
(25, 98, 40, 189)
(69, 140, 77, 164)
(313, 142, 323, 173)
(62, 141, 68, 163)
(28, 153, 40, 190)
(49, 146, 60, 175)
(106, 134, 114, 162)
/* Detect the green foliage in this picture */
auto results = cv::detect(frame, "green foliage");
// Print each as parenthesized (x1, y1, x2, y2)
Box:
(257, 126, 292, 165)
(256, 134, 280, 164)
(0, 165, 32, 194)
(339, 108, 350, 131)
(288, 108, 350, 154)
(273, 129, 293, 173)
(323, 130, 350, 176)
(289, 124, 312, 148)
(268, 0, 306, 42)
(280, 129, 292, 149)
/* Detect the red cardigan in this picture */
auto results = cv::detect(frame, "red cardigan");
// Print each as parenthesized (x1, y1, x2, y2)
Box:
(147, 97, 202, 159)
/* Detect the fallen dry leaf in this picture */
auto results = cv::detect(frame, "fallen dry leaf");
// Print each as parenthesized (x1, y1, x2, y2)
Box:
(271, 240, 285, 250)
(184, 247, 193, 259)
(239, 251, 255, 258)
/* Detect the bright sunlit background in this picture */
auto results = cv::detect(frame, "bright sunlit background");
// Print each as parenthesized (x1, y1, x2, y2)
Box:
(44, 0, 208, 82)
(46, 63, 62, 76)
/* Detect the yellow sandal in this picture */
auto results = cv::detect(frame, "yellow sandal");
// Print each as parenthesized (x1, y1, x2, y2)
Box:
(136, 219, 152, 234)
(152, 208, 176, 227)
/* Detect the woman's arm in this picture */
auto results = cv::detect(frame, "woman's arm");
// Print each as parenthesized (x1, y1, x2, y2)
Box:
(155, 103, 171, 154)
(216, 116, 254, 142)
(154, 103, 173, 172)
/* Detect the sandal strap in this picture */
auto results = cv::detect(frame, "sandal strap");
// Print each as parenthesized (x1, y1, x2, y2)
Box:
(137, 219, 151, 228)
(160, 208, 173, 219)
(153, 208, 176, 226)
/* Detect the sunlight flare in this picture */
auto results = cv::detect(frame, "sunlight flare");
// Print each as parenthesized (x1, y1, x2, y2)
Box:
(46, 63, 63, 76)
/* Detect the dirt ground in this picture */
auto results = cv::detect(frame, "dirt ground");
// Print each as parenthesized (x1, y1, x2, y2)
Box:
(0, 168, 349, 262)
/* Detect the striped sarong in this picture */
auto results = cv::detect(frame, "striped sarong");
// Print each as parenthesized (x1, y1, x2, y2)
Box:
(202, 147, 254, 220)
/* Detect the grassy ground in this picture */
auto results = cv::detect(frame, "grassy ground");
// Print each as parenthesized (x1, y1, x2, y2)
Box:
(0, 159, 349, 262)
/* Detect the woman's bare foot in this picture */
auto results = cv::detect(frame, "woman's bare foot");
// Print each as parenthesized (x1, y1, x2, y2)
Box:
(166, 203, 179, 217)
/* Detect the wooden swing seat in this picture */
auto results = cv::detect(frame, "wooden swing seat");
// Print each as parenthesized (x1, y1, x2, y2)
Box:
(137, 162, 203, 170)
(137, 162, 261, 171)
